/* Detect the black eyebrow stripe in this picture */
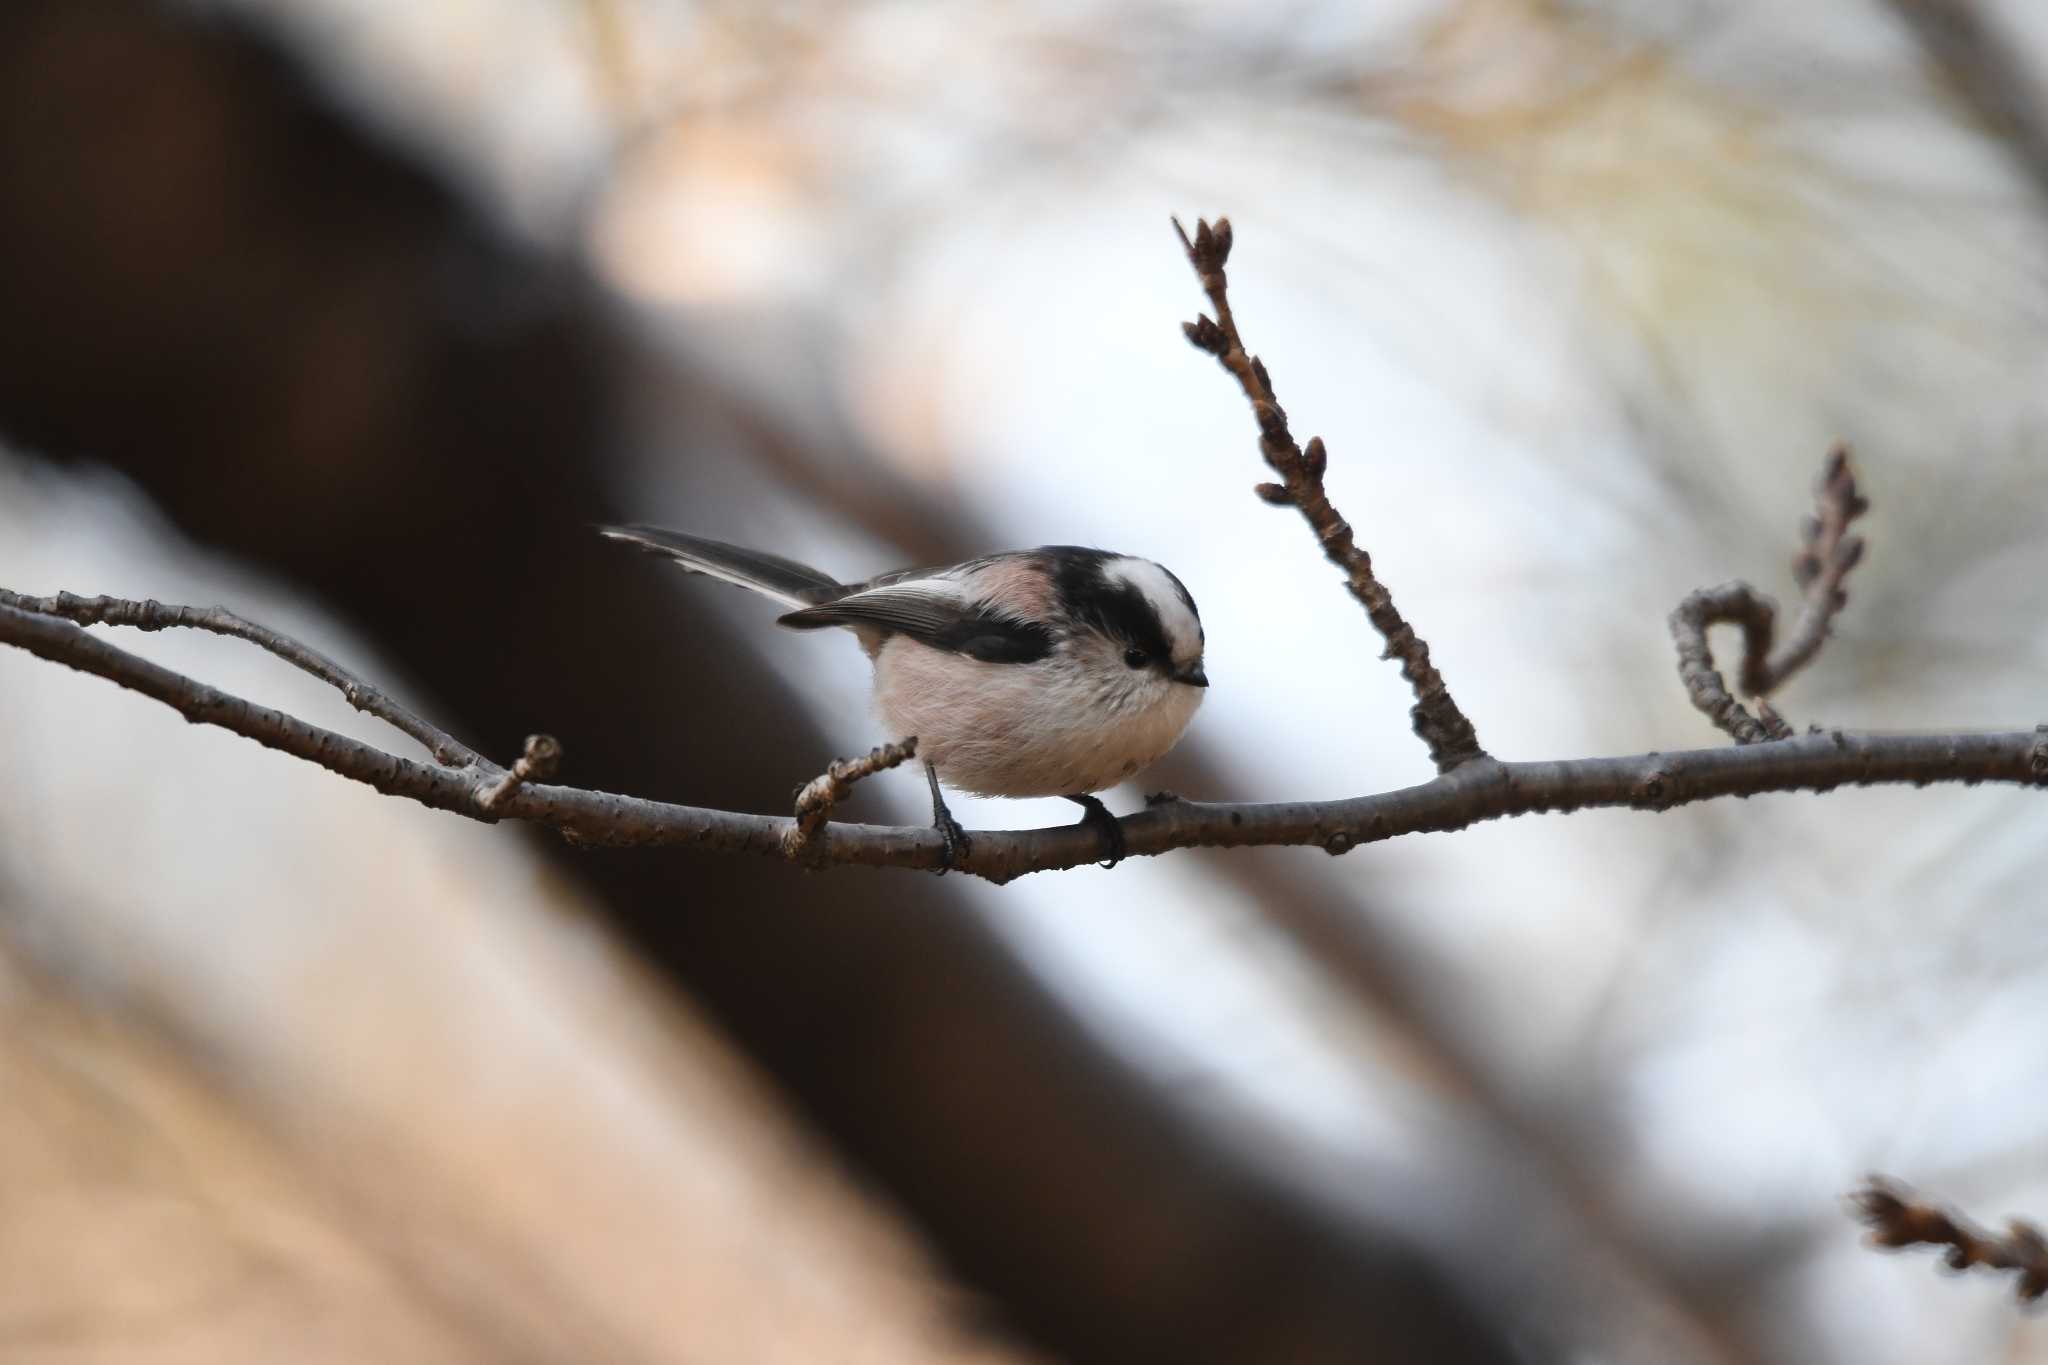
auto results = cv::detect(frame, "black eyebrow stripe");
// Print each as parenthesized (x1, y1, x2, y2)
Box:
(1089, 586, 1174, 660)
(1046, 551, 1176, 661)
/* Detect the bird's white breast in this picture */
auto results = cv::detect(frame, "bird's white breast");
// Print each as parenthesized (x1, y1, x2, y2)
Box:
(872, 636, 1202, 798)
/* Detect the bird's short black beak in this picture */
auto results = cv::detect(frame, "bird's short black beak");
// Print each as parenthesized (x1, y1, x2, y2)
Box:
(1173, 663, 1209, 688)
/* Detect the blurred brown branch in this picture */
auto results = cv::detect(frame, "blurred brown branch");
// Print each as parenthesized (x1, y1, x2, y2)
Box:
(1852, 1177, 2048, 1303)
(1886, 0, 2048, 207)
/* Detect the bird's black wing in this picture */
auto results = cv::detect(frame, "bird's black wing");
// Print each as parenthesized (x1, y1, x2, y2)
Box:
(779, 583, 1053, 664)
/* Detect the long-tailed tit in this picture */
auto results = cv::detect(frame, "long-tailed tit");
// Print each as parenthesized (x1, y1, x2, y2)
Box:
(600, 527, 1208, 867)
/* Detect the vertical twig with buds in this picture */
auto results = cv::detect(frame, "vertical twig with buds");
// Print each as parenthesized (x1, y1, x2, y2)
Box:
(1174, 216, 1487, 773)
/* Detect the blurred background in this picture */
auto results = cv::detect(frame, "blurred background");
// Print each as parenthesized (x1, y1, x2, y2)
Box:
(3, 1, 2048, 1361)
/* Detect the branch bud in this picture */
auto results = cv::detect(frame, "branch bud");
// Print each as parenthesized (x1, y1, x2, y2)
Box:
(1182, 314, 1226, 354)
(1303, 435, 1327, 479)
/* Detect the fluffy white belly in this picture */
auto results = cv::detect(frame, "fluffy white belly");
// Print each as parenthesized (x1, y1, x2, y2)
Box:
(873, 636, 1202, 798)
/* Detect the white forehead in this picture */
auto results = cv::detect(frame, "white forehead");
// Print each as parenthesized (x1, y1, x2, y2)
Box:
(1103, 557, 1202, 660)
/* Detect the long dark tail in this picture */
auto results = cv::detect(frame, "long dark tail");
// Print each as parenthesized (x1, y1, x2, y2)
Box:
(597, 526, 844, 609)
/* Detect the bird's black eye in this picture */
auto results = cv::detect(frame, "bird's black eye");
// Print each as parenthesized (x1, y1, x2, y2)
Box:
(1123, 648, 1149, 670)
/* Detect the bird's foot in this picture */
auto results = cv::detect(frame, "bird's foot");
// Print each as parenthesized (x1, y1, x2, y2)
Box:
(924, 760, 971, 874)
(932, 805, 972, 873)
(1065, 794, 1127, 869)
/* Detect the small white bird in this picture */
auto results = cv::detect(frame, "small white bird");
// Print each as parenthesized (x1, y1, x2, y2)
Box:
(600, 527, 1208, 867)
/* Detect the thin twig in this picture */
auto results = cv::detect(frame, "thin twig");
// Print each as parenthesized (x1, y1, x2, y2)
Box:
(5, 595, 2045, 883)
(1756, 445, 1869, 694)
(783, 738, 919, 860)
(0, 587, 488, 769)
(1172, 215, 1486, 774)
(478, 733, 563, 813)
(1668, 447, 1868, 743)
(1852, 1176, 2048, 1303)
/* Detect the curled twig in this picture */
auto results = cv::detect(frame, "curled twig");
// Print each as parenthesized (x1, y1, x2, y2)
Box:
(782, 737, 919, 860)
(1669, 447, 1868, 743)
(478, 733, 563, 814)
(1173, 215, 1486, 774)
(1669, 583, 1797, 745)
(1852, 1177, 2048, 1304)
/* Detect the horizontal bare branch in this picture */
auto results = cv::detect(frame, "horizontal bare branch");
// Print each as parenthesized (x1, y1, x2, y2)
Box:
(5, 595, 2044, 885)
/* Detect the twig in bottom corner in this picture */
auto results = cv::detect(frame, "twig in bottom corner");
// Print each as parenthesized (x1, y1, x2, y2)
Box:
(782, 737, 919, 861)
(1852, 1176, 2048, 1303)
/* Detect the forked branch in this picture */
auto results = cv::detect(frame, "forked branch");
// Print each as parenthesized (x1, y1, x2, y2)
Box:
(0, 587, 488, 768)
